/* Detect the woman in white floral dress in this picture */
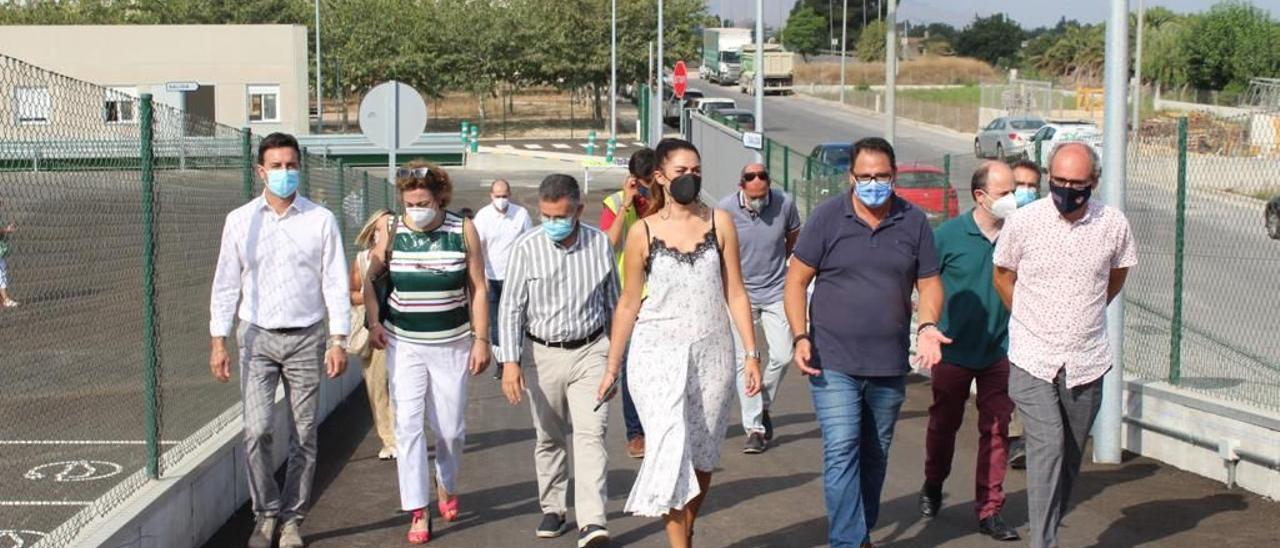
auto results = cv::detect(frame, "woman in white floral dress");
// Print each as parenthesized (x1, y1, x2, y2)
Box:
(599, 138, 762, 547)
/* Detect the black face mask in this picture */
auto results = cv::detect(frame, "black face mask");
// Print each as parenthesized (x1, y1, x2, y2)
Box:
(669, 173, 702, 205)
(1051, 184, 1092, 215)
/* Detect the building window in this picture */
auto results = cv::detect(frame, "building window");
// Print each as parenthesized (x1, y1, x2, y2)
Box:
(247, 85, 280, 123)
(14, 86, 51, 125)
(104, 86, 137, 124)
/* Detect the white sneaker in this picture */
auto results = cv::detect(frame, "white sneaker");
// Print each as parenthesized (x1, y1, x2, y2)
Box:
(3, 300, 18, 308)
(378, 446, 397, 460)
(278, 519, 305, 548)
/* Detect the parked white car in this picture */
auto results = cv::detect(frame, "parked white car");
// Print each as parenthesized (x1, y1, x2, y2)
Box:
(693, 97, 737, 115)
(1030, 121, 1104, 166)
(975, 116, 1047, 159)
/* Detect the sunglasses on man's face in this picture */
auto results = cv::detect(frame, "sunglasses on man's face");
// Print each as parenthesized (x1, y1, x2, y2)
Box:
(741, 171, 769, 183)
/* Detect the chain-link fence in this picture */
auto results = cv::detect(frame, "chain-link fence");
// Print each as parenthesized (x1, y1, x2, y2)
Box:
(0, 54, 382, 545)
(1118, 109, 1280, 413)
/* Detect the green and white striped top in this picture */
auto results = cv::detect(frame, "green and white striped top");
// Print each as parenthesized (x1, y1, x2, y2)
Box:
(384, 212, 472, 343)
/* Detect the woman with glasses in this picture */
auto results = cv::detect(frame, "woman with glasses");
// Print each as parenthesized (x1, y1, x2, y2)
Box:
(599, 138, 762, 547)
(364, 161, 490, 544)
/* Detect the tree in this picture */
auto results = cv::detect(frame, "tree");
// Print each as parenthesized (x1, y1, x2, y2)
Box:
(955, 13, 1026, 68)
(1182, 1, 1280, 92)
(856, 20, 886, 62)
(783, 7, 826, 60)
(790, 0, 881, 51)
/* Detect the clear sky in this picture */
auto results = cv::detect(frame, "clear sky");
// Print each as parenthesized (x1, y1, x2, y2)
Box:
(707, 0, 1280, 29)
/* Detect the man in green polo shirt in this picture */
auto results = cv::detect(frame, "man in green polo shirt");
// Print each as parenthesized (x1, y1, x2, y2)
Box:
(918, 161, 1020, 542)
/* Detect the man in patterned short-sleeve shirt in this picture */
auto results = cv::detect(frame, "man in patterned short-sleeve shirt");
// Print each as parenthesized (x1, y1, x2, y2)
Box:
(993, 142, 1137, 548)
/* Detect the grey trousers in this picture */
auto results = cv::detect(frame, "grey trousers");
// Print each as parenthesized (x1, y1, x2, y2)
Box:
(238, 321, 325, 522)
(1008, 365, 1103, 548)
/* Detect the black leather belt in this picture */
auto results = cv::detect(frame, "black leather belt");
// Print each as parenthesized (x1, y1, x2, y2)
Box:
(527, 327, 604, 350)
(259, 322, 320, 335)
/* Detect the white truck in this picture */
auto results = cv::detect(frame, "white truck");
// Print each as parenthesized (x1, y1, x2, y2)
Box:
(739, 44, 795, 95)
(700, 28, 753, 85)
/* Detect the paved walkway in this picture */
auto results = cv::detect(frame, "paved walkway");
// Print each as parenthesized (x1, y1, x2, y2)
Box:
(205, 175, 1278, 547)
(205, 371, 1278, 547)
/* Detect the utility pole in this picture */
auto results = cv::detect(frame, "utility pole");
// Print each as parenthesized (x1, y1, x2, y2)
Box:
(314, 0, 322, 134)
(1131, 0, 1145, 144)
(754, 0, 764, 163)
(652, 0, 665, 147)
(610, 0, 617, 139)
(885, 0, 897, 145)
(1093, 0, 1131, 466)
(840, 0, 849, 104)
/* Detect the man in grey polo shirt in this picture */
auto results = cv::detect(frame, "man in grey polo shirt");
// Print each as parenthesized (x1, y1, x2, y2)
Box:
(719, 161, 801, 454)
(784, 137, 949, 548)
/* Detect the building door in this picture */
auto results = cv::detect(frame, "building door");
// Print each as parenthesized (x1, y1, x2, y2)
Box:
(185, 85, 216, 136)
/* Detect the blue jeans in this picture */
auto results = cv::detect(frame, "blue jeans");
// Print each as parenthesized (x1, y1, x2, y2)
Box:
(809, 371, 906, 547)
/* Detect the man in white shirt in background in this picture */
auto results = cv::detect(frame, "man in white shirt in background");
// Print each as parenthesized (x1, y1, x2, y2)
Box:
(209, 132, 351, 548)
(475, 178, 533, 378)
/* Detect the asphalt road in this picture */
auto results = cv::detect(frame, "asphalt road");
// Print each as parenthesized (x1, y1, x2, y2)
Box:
(688, 75, 1280, 412)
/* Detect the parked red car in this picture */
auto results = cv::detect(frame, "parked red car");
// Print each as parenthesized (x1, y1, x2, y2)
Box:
(895, 163, 960, 224)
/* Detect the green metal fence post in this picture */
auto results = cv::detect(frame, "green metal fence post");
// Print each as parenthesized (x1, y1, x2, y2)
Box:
(764, 139, 773, 174)
(298, 151, 311, 197)
(640, 86, 649, 143)
(241, 127, 253, 200)
(139, 94, 160, 479)
(1170, 117, 1189, 385)
(1035, 137, 1043, 169)
(805, 166, 814, 217)
(336, 160, 346, 236)
(363, 171, 371, 220)
(943, 154, 952, 219)
(782, 145, 791, 193)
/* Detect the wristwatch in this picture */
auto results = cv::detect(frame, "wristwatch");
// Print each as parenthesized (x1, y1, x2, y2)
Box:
(744, 349, 761, 361)
(328, 335, 348, 350)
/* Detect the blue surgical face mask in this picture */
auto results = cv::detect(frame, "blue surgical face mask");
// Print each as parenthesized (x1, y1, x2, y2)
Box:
(266, 169, 300, 198)
(854, 180, 894, 208)
(1014, 186, 1038, 208)
(541, 217, 575, 242)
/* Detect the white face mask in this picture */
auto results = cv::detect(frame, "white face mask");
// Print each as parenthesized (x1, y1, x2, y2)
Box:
(987, 193, 1018, 220)
(492, 197, 509, 211)
(405, 207, 437, 228)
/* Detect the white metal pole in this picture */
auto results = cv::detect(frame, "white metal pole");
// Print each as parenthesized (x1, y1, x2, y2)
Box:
(1093, 0, 1130, 465)
(885, 0, 897, 145)
(610, 0, 618, 139)
(754, 0, 764, 162)
(840, 0, 849, 104)
(653, 0, 665, 147)
(1131, 0, 1145, 144)
(314, 0, 322, 134)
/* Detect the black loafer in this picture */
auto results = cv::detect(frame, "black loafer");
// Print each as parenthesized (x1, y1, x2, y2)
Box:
(919, 483, 942, 518)
(978, 513, 1021, 541)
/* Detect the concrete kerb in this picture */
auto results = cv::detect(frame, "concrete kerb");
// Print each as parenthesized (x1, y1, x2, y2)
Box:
(467, 146, 629, 170)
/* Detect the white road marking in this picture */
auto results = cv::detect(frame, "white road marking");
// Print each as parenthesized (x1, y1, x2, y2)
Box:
(0, 529, 46, 547)
(25, 460, 123, 482)
(552, 143, 571, 150)
(0, 501, 91, 506)
(632, 142, 645, 147)
(0, 440, 179, 445)
(524, 144, 543, 150)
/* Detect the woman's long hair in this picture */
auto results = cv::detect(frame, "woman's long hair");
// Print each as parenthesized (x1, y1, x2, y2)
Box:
(355, 208, 394, 250)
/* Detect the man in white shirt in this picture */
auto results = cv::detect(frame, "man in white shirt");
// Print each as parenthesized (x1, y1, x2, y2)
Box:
(208, 133, 351, 548)
(474, 179, 533, 377)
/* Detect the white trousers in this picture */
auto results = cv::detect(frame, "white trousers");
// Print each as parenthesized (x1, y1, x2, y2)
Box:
(386, 335, 471, 511)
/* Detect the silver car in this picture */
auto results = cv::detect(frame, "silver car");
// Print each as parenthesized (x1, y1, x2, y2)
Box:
(975, 116, 1047, 159)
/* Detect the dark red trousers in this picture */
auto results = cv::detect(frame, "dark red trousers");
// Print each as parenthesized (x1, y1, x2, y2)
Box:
(924, 359, 1016, 520)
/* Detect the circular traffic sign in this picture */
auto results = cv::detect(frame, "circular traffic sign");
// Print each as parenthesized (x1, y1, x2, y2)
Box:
(358, 81, 428, 151)
(673, 61, 688, 99)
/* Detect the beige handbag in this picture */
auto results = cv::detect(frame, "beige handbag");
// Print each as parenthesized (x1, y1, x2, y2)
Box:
(348, 250, 372, 357)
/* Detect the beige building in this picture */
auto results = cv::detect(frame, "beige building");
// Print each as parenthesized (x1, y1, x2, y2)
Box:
(0, 24, 309, 136)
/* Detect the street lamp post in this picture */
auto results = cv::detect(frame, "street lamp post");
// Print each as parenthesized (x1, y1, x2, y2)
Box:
(314, 0, 322, 134)
(652, 0, 665, 147)
(610, 0, 617, 139)
(885, 0, 897, 145)
(840, 0, 849, 104)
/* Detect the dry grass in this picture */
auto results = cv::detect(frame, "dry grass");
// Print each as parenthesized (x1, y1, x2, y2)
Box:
(795, 56, 1002, 86)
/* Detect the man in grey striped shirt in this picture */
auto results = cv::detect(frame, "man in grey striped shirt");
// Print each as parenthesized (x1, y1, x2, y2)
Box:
(497, 174, 619, 548)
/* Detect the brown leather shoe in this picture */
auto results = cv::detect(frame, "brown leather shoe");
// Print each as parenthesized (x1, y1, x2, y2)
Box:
(627, 436, 645, 459)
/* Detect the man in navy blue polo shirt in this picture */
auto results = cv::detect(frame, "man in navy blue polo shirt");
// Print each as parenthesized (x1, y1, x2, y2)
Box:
(783, 137, 948, 548)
